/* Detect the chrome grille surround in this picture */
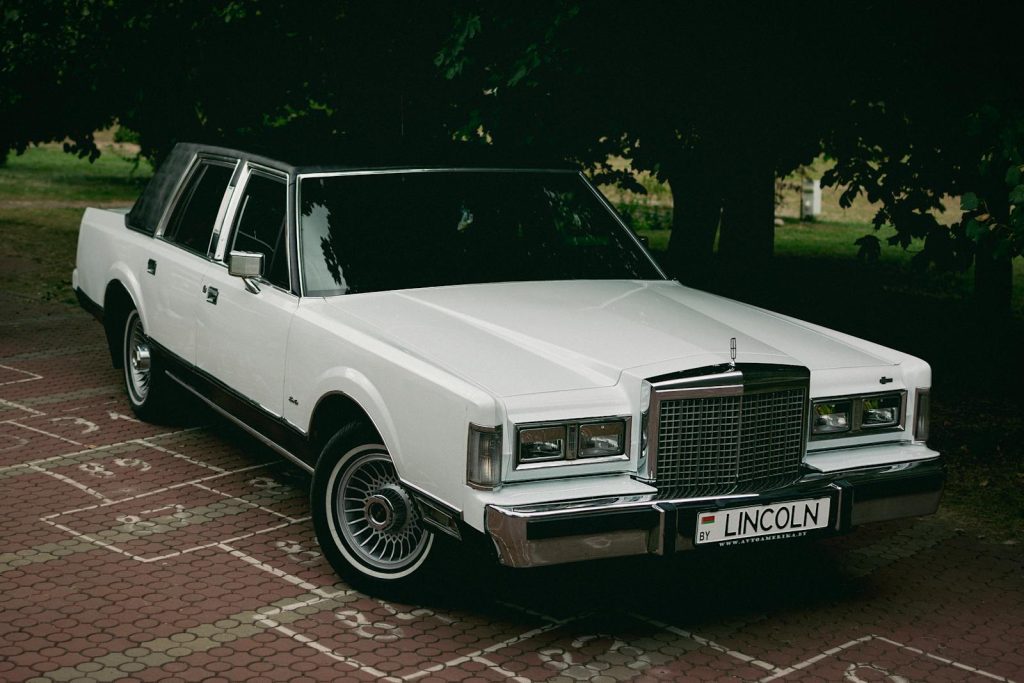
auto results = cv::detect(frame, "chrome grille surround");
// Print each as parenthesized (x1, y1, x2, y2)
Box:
(646, 364, 809, 499)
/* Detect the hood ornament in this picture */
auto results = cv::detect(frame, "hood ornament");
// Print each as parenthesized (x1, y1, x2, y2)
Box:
(729, 337, 737, 369)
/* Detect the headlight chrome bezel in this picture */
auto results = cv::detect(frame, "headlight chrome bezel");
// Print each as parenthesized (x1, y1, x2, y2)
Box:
(515, 417, 631, 470)
(810, 391, 907, 440)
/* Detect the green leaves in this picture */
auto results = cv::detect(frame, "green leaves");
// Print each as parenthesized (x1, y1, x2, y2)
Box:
(1006, 165, 1022, 186)
(961, 192, 980, 211)
(854, 234, 881, 262)
(965, 218, 988, 240)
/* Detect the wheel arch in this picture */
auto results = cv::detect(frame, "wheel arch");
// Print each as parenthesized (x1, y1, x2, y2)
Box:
(102, 279, 135, 369)
(307, 391, 383, 464)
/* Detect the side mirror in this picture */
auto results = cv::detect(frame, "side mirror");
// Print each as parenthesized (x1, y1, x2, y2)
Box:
(228, 250, 264, 278)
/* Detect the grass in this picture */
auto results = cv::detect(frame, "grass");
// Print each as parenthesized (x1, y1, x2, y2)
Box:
(0, 142, 151, 203)
(0, 142, 151, 303)
(2, 144, 1021, 542)
(632, 219, 1024, 314)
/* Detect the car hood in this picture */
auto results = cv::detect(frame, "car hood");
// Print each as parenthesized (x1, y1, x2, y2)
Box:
(327, 280, 899, 397)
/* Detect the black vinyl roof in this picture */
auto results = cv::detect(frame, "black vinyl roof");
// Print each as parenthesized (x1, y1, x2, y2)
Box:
(194, 140, 577, 174)
(125, 141, 577, 236)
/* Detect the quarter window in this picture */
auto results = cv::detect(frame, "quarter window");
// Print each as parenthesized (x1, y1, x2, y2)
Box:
(230, 172, 289, 290)
(163, 161, 235, 255)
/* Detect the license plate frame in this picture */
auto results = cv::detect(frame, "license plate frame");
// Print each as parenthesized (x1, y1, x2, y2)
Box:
(694, 496, 833, 546)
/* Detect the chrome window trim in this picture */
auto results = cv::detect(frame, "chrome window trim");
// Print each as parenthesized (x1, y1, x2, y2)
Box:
(299, 168, 580, 180)
(578, 170, 668, 280)
(809, 390, 907, 441)
(293, 168, 666, 298)
(155, 153, 240, 254)
(215, 163, 296, 297)
(294, 171, 307, 297)
(514, 416, 632, 470)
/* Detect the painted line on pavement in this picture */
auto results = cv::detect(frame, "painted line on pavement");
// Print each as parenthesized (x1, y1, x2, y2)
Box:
(760, 634, 1017, 682)
(634, 613, 781, 675)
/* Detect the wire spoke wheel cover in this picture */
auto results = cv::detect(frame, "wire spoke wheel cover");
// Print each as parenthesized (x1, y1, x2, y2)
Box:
(326, 447, 431, 576)
(124, 310, 151, 405)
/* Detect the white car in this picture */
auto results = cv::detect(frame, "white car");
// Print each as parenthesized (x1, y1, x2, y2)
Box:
(73, 143, 944, 591)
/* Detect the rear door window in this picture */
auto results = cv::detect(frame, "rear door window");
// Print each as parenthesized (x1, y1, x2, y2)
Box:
(163, 161, 235, 256)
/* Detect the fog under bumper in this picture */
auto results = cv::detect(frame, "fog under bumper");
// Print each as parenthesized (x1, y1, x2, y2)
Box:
(485, 455, 944, 568)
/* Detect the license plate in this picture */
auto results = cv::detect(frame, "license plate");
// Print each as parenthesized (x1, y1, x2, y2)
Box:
(694, 497, 831, 546)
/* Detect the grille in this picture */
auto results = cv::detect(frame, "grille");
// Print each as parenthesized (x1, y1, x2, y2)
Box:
(653, 386, 807, 499)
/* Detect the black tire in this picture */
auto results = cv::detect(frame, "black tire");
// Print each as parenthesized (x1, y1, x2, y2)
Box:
(121, 307, 171, 421)
(311, 424, 436, 595)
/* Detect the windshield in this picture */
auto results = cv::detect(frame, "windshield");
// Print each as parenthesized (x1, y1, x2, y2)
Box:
(297, 170, 663, 295)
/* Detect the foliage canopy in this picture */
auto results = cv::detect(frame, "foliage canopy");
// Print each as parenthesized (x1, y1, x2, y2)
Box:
(2, 1, 1022, 310)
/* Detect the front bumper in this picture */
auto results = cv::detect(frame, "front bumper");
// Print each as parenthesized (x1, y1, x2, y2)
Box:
(485, 455, 944, 568)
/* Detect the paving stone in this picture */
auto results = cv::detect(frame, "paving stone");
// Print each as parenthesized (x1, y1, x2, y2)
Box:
(2, 296, 1023, 683)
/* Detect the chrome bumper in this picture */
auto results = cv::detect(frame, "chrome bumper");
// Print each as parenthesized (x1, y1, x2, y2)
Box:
(485, 456, 944, 568)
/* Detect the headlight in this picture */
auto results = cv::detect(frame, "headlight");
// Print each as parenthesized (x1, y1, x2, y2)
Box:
(467, 424, 502, 489)
(811, 392, 905, 439)
(813, 400, 852, 434)
(862, 394, 902, 428)
(516, 418, 629, 468)
(579, 421, 626, 457)
(518, 425, 567, 463)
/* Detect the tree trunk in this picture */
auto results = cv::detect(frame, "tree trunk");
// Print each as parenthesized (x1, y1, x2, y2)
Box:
(974, 238, 1013, 317)
(663, 169, 722, 288)
(717, 160, 776, 286)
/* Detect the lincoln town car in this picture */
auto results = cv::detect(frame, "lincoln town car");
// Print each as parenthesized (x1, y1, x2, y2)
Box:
(73, 143, 944, 591)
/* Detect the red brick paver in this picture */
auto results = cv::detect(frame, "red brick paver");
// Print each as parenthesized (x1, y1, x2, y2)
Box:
(1, 291, 1021, 683)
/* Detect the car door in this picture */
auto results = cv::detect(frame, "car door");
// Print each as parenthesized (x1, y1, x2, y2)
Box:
(195, 164, 298, 418)
(139, 156, 237, 364)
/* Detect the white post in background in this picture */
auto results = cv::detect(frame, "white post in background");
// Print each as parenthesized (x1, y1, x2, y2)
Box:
(801, 178, 822, 220)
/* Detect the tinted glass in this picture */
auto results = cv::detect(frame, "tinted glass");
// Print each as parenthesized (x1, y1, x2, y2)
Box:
(231, 173, 289, 290)
(127, 144, 194, 236)
(298, 171, 662, 295)
(163, 162, 234, 255)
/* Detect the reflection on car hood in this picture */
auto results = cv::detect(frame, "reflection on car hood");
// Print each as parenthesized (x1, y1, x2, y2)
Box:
(327, 280, 898, 397)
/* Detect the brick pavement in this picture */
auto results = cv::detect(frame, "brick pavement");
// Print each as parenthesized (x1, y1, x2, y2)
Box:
(0, 291, 1021, 683)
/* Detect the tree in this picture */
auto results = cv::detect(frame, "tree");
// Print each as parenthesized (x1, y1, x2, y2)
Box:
(819, 4, 1024, 315)
(4, 2, 1022, 311)
(1, 2, 468, 163)
(437, 2, 842, 284)
(440, 2, 1024, 311)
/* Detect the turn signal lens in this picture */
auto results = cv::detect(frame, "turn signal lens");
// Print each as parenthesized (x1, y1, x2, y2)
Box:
(914, 389, 930, 443)
(467, 424, 502, 489)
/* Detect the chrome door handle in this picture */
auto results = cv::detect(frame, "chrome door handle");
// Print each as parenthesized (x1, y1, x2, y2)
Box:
(206, 286, 219, 304)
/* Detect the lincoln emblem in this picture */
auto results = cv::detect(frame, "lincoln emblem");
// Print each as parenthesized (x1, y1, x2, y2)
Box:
(730, 337, 737, 368)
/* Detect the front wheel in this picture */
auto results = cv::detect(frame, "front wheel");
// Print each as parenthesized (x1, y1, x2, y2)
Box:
(311, 427, 435, 594)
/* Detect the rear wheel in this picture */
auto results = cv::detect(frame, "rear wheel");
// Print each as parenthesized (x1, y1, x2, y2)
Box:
(122, 308, 170, 421)
(312, 426, 435, 594)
